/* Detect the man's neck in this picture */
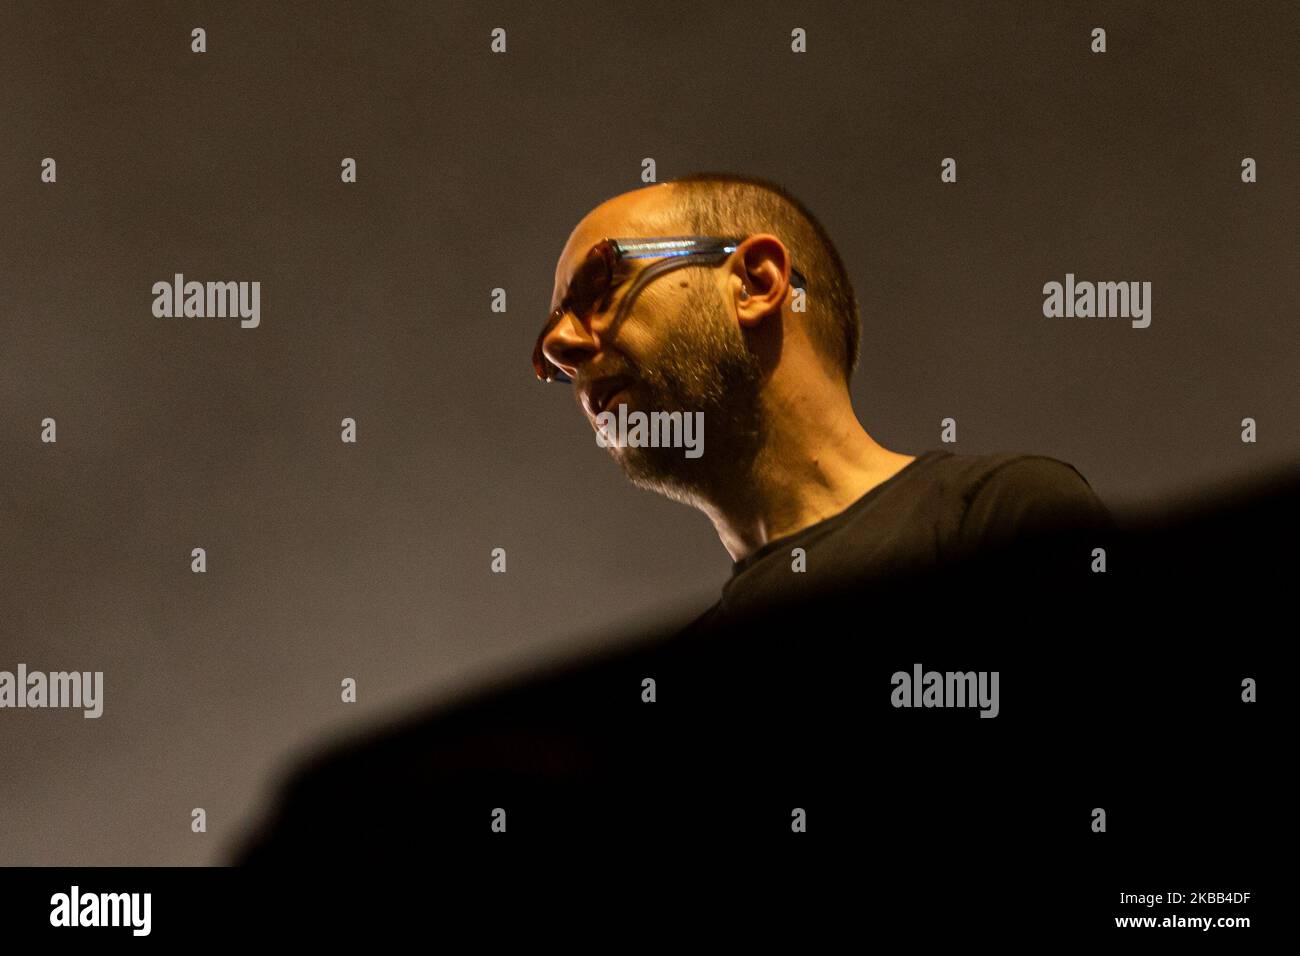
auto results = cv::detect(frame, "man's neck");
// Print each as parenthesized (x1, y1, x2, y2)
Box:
(701, 386, 916, 564)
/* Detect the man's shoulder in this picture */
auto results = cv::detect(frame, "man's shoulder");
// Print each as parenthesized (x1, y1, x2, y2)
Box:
(958, 450, 1103, 502)
(918, 448, 1085, 489)
(943, 450, 1113, 549)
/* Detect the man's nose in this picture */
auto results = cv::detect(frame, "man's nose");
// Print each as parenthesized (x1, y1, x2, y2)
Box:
(542, 312, 600, 382)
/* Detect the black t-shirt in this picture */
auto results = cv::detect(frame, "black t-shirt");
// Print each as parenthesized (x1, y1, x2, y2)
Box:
(703, 447, 1114, 623)
(233, 447, 1113, 864)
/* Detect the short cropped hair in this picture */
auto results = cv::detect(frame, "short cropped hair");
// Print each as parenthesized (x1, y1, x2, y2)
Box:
(659, 172, 861, 381)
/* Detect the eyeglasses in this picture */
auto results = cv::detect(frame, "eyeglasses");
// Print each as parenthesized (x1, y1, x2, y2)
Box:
(532, 235, 808, 383)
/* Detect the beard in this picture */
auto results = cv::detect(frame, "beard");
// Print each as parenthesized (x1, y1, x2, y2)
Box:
(603, 280, 767, 509)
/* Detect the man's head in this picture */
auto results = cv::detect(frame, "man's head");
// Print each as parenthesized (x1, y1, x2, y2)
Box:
(537, 173, 860, 508)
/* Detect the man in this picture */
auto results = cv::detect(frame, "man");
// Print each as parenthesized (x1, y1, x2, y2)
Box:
(534, 172, 1113, 622)
(234, 172, 1115, 865)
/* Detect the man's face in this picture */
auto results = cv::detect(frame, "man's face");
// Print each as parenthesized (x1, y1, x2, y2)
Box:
(542, 232, 767, 507)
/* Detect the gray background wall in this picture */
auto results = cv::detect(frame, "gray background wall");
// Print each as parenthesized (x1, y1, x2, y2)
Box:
(1, 1, 1296, 864)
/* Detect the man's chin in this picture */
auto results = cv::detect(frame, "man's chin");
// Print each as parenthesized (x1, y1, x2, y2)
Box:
(610, 448, 711, 507)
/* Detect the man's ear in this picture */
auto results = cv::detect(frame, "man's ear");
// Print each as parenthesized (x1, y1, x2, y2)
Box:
(733, 233, 794, 329)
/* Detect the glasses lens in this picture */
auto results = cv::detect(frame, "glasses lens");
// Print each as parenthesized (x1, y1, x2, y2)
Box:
(568, 242, 614, 317)
(533, 241, 618, 382)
